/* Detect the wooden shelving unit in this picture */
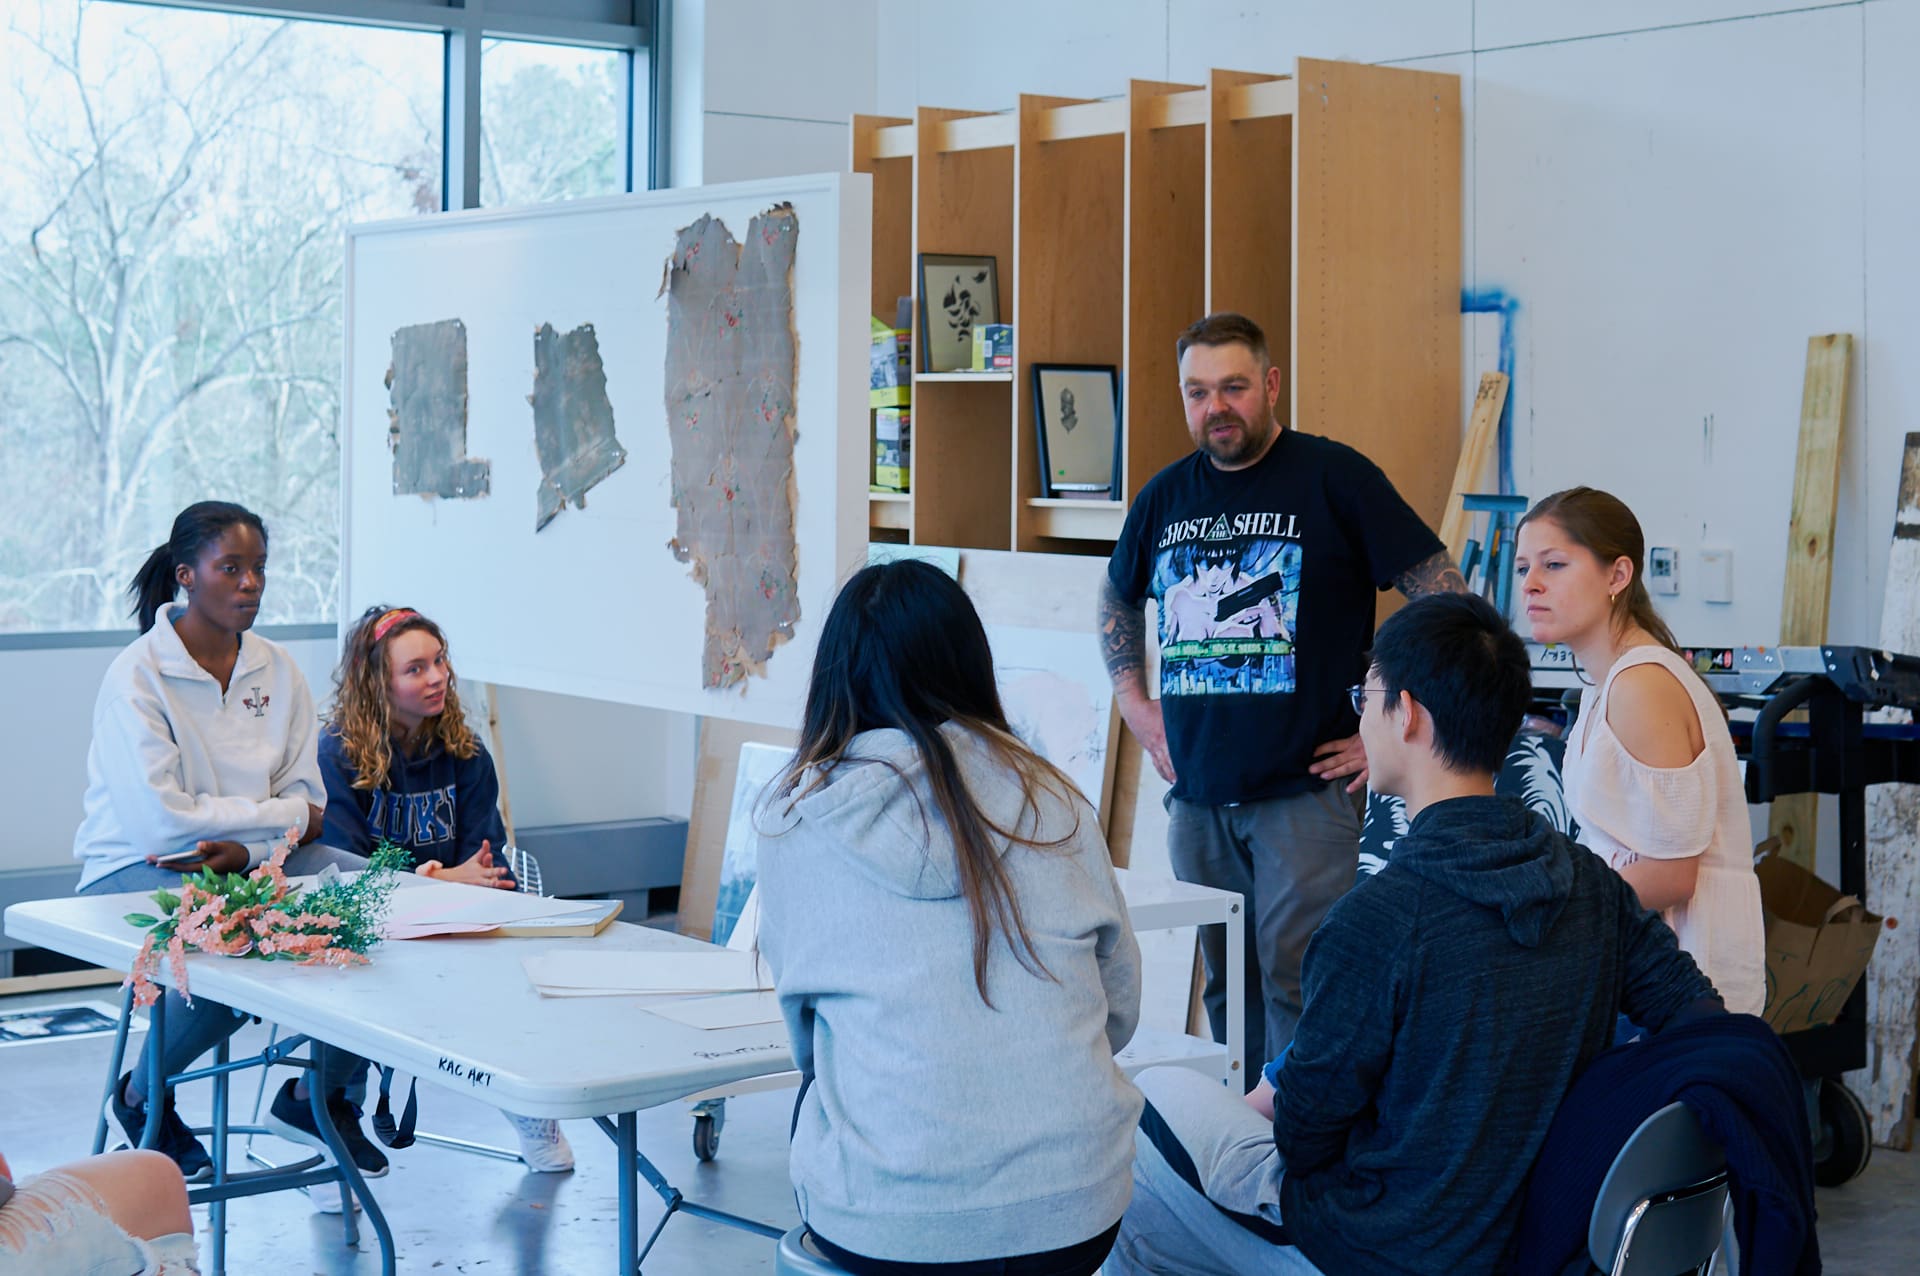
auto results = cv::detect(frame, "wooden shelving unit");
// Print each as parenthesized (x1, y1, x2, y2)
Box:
(853, 58, 1461, 556)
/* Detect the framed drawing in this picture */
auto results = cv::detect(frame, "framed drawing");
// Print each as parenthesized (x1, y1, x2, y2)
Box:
(917, 252, 999, 373)
(1032, 364, 1121, 498)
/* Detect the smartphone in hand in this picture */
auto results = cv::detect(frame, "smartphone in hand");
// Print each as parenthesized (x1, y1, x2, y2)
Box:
(152, 850, 207, 869)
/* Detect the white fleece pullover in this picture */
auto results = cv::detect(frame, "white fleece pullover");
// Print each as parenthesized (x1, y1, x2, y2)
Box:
(756, 724, 1143, 1264)
(73, 606, 323, 889)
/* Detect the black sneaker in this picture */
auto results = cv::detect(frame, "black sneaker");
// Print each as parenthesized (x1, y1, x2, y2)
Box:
(107, 1072, 213, 1183)
(265, 1079, 389, 1178)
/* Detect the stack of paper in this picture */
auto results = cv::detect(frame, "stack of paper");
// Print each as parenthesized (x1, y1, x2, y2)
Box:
(522, 949, 774, 999)
(488, 898, 622, 938)
(382, 880, 611, 940)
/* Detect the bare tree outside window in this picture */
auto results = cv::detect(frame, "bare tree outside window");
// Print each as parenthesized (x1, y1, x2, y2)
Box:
(480, 39, 624, 209)
(0, 1, 438, 631)
(0, 3, 633, 634)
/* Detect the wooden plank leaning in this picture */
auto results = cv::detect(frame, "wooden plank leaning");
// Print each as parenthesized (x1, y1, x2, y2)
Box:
(1769, 334, 1853, 869)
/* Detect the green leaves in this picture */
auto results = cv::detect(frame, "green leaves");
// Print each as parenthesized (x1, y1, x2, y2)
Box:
(124, 912, 159, 928)
(153, 890, 181, 914)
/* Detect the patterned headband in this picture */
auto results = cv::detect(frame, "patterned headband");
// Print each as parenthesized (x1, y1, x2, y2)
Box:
(370, 608, 419, 644)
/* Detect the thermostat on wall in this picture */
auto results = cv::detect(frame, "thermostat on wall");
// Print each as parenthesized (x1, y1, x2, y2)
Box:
(1647, 546, 1680, 595)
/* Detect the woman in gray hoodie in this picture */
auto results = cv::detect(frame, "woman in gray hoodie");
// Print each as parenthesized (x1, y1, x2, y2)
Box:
(756, 560, 1144, 1275)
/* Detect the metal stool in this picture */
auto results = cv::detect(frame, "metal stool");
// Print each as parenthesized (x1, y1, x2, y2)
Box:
(775, 1225, 852, 1275)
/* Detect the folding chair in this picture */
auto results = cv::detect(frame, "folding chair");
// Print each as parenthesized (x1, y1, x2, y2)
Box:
(1589, 1102, 1730, 1276)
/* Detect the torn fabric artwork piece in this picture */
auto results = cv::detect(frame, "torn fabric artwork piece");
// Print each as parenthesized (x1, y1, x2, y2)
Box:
(530, 321, 628, 531)
(385, 318, 491, 499)
(660, 204, 803, 690)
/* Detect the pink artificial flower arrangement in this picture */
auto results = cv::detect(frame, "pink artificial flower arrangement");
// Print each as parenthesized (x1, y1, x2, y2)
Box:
(122, 830, 410, 1006)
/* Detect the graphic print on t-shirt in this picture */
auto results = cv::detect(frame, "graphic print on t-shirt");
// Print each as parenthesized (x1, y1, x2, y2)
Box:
(1151, 511, 1301, 696)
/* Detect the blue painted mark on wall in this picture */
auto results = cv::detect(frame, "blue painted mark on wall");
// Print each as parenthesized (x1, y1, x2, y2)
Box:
(1462, 288, 1520, 495)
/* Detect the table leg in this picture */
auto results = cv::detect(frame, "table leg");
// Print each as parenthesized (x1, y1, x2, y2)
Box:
(1223, 898, 1246, 1089)
(140, 994, 167, 1149)
(211, 1038, 230, 1276)
(94, 984, 136, 1155)
(618, 1111, 639, 1273)
(307, 1068, 396, 1276)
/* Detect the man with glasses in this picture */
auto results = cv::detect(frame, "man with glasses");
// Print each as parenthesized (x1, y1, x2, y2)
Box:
(1109, 594, 1722, 1275)
(1101, 312, 1464, 1067)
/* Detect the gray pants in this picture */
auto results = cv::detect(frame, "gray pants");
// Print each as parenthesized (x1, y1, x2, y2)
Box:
(80, 844, 369, 1104)
(1167, 784, 1361, 1071)
(1108, 1067, 1323, 1276)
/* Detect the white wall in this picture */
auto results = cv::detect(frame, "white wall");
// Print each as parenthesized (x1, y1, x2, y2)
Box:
(869, 0, 1918, 650)
(673, 0, 878, 185)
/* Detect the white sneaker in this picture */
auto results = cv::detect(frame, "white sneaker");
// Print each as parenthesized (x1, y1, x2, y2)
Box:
(502, 1112, 574, 1172)
(302, 1178, 360, 1215)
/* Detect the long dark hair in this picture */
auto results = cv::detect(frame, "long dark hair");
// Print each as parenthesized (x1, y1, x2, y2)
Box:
(777, 560, 1083, 1005)
(128, 502, 268, 633)
(1518, 487, 1681, 655)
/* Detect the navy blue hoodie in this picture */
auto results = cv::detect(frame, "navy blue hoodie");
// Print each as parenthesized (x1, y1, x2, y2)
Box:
(317, 727, 507, 878)
(1271, 795, 1720, 1275)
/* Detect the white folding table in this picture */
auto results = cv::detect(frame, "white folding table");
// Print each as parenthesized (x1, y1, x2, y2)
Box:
(4, 893, 797, 1274)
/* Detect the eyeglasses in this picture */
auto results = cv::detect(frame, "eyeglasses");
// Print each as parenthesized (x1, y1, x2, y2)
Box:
(1347, 684, 1389, 715)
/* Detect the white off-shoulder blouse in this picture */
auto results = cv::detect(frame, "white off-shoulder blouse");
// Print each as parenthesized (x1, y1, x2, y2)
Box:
(1562, 645, 1767, 1015)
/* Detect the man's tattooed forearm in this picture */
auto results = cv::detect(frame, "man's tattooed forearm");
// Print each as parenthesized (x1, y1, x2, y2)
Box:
(1394, 550, 1469, 598)
(1098, 579, 1146, 684)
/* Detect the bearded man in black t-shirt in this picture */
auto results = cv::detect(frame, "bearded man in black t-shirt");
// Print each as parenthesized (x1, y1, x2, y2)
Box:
(1100, 312, 1466, 1071)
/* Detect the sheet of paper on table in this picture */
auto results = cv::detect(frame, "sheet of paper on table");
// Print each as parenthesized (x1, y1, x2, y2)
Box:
(523, 949, 773, 998)
(643, 990, 784, 1030)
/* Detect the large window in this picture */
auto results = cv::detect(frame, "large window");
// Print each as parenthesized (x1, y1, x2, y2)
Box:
(0, 1, 654, 635)
(481, 40, 626, 208)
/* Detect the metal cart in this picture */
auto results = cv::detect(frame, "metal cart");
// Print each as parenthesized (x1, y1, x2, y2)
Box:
(1531, 642, 1917, 1187)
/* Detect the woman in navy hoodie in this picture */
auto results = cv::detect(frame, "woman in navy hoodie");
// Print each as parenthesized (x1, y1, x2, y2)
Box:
(316, 604, 572, 1173)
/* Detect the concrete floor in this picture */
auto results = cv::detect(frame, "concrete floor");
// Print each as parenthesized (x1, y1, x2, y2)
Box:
(1, 982, 1914, 1274)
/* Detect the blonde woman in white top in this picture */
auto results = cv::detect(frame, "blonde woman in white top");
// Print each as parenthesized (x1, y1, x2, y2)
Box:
(1514, 487, 1765, 1015)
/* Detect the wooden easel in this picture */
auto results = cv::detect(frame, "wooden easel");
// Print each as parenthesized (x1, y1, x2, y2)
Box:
(474, 681, 517, 846)
(1438, 372, 1512, 565)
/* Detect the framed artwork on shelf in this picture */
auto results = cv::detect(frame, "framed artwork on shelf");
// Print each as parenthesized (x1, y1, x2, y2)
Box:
(917, 252, 1000, 373)
(1032, 364, 1121, 499)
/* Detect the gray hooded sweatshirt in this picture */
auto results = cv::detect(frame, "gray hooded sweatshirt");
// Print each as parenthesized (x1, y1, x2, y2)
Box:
(755, 724, 1144, 1263)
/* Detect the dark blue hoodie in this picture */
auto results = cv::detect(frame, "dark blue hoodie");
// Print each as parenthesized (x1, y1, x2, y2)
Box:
(317, 727, 507, 878)
(1270, 795, 1720, 1275)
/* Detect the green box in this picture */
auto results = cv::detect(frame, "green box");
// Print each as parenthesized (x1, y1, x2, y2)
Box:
(872, 407, 910, 492)
(970, 323, 1013, 372)
(870, 317, 910, 408)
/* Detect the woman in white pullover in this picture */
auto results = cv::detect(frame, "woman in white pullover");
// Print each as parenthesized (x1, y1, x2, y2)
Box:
(75, 502, 370, 1183)
(756, 559, 1143, 1276)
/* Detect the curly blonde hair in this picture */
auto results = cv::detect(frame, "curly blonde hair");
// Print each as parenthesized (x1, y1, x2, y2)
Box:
(328, 605, 480, 791)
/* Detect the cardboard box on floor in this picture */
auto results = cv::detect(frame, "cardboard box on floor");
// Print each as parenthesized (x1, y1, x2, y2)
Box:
(1755, 841, 1887, 1034)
